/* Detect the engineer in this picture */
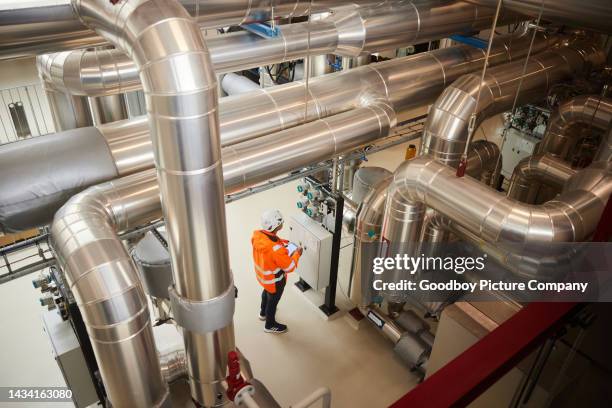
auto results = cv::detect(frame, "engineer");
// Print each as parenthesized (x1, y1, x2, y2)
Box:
(252, 209, 302, 334)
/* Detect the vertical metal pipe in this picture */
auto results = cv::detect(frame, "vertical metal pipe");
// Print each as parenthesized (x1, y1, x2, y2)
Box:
(73, 0, 234, 405)
(89, 94, 129, 125)
(51, 173, 168, 408)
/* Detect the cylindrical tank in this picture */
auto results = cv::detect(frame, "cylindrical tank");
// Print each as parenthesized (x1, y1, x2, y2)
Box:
(351, 167, 392, 204)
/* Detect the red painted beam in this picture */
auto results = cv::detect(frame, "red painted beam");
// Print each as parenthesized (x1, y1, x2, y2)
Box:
(390, 302, 578, 408)
(592, 196, 612, 242)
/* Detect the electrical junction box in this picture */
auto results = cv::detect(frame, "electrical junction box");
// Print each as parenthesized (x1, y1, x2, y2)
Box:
(287, 212, 333, 291)
(42, 309, 98, 408)
(501, 128, 540, 179)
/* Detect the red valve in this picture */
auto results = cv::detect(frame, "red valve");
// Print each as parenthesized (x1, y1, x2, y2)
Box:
(226, 351, 250, 401)
(456, 156, 467, 178)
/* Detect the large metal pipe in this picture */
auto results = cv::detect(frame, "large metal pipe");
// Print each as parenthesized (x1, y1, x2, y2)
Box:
(73, 0, 234, 405)
(538, 95, 612, 160)
(422, 42, 606, 168)
(51, 172, 169, 408)
(48, 102, 397, 406)
(219, 31, 558, 146)
(382, 155, 611, 260)
(37, 0, 514, 98)
(0, 34, 558, 233)
(41, 84, 93, 131)
(465, 0, 612, 33)
(350, 141, 500, 307)
(0, 0, 383, 60)
(222, 102, 396, 191)
(44, 30, 559, 145)
(89, 94, 129, 125)
(507, 153, 577, 202)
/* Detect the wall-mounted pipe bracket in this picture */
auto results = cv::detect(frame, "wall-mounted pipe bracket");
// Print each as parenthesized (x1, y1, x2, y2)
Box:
(449, 34, 488, 49)
(241, 22, 281, 38)
(168, 281, 236, 334)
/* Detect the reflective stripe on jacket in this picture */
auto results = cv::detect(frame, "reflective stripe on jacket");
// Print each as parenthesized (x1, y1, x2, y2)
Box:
(251, 230, 300, 293)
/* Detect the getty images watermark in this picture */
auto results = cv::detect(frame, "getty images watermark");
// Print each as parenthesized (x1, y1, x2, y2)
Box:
(371, 253, 590, 295)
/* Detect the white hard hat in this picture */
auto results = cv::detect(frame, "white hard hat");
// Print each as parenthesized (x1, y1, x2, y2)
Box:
(261, 209, 284, 231)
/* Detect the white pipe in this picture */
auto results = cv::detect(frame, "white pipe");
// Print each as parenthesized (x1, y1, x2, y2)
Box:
(222, 73, 260, 96)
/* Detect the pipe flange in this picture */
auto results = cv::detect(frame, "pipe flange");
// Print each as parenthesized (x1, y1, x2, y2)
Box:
(169, 280, 235, 334)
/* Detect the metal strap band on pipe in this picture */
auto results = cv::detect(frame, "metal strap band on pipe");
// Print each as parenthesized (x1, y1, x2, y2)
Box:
(168, 282, 236, 334)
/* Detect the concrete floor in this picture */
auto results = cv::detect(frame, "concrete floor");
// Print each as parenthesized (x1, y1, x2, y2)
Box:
(0, 142, 419, 407)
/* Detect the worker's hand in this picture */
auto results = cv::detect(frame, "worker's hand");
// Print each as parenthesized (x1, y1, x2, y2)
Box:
(297, 246, 303, 256)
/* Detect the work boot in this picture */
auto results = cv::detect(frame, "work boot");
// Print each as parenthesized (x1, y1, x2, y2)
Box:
(264, 323, 288, 334)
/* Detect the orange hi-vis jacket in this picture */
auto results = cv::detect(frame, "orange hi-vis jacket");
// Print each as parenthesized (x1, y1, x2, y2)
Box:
(251, 229, 301, 293)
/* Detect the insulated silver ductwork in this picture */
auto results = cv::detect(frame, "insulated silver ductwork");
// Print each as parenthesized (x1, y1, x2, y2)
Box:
(222, 102, 396, 191)
(0, 34, 558, 233)
(90, 94, 129, 124)
(37, 0, 513, 98)
(47, 102, 398, 405)
(351, 141, 500, 307)
(0, 102, 393, 235)
(465, 0, 612, 33)
(73, 0, 234, 405)
(422, 41, 606, 168)
(51, 172, 169, 408)
(40, 84, 93, 131)
(464, 139, 501, 186)
(381, 157, 612, 277)
(538, 95, 612, 160)
(507, 153, 577, 202)
(0, 0, 384, 60)
(220, 31, 557, 145)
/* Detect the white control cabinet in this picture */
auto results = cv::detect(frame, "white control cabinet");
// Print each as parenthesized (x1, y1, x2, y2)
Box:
(501, 128, 540, 179)
(287, 212, 333, 291)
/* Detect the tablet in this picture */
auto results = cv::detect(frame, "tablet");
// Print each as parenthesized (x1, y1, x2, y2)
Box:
(286, 242, 298, 255)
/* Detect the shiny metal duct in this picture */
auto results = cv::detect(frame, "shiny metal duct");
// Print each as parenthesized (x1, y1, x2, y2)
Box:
(350, 141, 500, 307)
(37, 0, 514, 98)
(538, 95, 612, 160)
(422, 42, 606, 168)
(464, 139, 501, 186)
(41, 31, 559, 144)
(73, 0, 235, 405)
(48, 103, 398, 404)
(223, 102, 396, 191)
(89, 94, 129, 125)
(220, 31, 558, 146)
(0, 0, 381, 60)
(507, 153, 577, 202)
(465, 0, 612, 33)
(0, 34, 557, 233)
(41, 86, 93, 131)
(0, 100, 392, 234)
(352, 167, 393, 204)
(382, 156, 611, 268)
(351, 177, 393, 307)
(51, 172, 169, 408)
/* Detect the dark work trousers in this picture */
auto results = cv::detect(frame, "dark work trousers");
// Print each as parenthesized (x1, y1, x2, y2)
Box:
(260, 276, 286, 328)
